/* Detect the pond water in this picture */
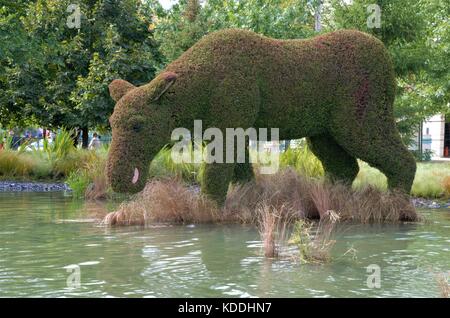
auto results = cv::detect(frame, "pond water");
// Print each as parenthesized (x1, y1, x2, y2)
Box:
(0, 192, 448, 298)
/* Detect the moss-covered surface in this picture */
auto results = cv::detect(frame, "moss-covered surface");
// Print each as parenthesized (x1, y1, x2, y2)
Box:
(107, 28, 416, 204)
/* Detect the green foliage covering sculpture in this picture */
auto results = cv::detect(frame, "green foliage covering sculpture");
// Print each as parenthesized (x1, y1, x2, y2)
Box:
(106, 29, 416, 205)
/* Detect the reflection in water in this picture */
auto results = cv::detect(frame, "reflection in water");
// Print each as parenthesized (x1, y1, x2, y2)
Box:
(0, 192, 448, 297)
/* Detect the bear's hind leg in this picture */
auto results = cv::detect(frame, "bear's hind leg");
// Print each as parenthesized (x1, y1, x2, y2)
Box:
(346, 133, 415, 193)
(332, 123, 416, 193)
(307, 134, 359, 185)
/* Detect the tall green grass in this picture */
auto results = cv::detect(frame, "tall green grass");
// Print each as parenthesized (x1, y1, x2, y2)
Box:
(41, 129, 75, 161)
(149, 145, 202, 183)
(410, 163, 450, 198)
(66, 170, 91, 197)
(279, 144, 324, 178)
(0, 150, 51, 179)
(353, 161, 450, 198)
(65, 149, 109, 198)
(0, 129, 107, 181)
(353, 162, 387, 191)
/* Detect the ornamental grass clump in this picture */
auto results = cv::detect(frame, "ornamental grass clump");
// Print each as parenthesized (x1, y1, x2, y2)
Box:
(0, 150, 51, 180)
(103, 168, 420, 226)
(148, 145, 201, 183)
(65, 149, 110, 199)
(435, 273, 449, 298)
(103, 178, 220, 226)
(257, 203, 297, 258)
(442, 176, 450, 197)
(289, 210, 340, 263)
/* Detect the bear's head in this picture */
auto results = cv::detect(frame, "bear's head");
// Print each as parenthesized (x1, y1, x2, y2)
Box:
(107, 72, 177, 193)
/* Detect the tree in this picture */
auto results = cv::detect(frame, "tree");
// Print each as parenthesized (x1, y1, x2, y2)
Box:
(0, 0, 37, 127)
(70, 0, 163, 141)
(0, 0, 162, 147)
(154, 0, 316, 63)
(327, 0, 450, 144)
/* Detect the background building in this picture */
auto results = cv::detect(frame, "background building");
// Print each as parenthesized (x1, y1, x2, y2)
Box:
(422, 114, 449, 160)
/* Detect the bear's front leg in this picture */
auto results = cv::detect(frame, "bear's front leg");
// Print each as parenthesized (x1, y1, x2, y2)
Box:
(232, 136, 255, 184)
(199, 74, 259, 205)
(200, 162, 235, 206)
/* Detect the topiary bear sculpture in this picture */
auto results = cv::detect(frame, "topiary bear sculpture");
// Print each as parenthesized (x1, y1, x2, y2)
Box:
(107, 29, 416, 205)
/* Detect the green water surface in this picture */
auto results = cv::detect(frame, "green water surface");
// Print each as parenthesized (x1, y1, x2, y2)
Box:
(0, 192, 448, 297)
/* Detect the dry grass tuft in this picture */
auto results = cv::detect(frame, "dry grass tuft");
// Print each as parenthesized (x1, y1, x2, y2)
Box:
(225, 168, 419, 224)
(103, 177, 220, 226)
(102, 168, 421, 227)
(308, 210, 340, 262)
(257, 203, 297, 257)
(436, 273, 449, 298)
(225, 169, 317, 221)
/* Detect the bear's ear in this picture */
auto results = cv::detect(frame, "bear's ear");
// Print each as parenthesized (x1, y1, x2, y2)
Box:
(109, 79, 136, 102)
(152, 72, 177, 102)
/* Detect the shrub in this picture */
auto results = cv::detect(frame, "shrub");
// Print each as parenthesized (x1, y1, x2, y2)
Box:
(411, 149, 434, 162)
(0, 150, 51, 180)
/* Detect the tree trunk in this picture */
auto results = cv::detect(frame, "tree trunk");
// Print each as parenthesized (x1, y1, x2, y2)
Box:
(71, 128, 80, 147)
(82, 127, 89, 149)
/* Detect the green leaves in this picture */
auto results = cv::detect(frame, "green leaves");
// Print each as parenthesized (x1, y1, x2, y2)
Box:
(1, 0, 162, 131)
(154, 0, 316, 64)
(329, 0, 450, 143)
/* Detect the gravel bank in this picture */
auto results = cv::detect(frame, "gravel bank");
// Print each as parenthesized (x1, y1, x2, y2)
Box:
(411, 197, 450, 209)
(0, 181, 71, 192)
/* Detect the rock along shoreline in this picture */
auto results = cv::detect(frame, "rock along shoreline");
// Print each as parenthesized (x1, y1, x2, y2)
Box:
(0, 181, 71, 192)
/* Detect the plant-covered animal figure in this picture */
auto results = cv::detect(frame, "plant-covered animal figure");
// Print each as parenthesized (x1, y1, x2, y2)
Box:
(107, 29, 416, 205)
